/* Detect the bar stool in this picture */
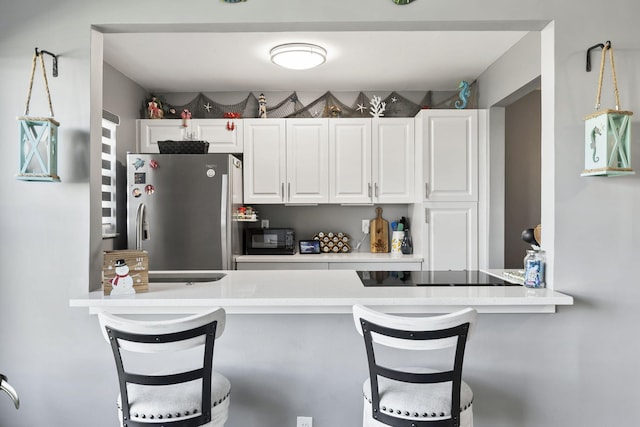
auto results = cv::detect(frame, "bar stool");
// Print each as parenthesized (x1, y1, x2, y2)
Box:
(98, 308, 230, 427)
(352, 305, 477, 427)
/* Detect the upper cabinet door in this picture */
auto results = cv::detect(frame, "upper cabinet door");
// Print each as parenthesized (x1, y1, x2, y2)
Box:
(286, 119, 329, 204)
(420, 110, 478, 202)
(192, 119, 243, 153)
(372, 118, 415, 204)
(137, 119, 192, 153)
(137, 119, 243, 153)
(243, 119, 287, 204)
(329, 118, 372, 204)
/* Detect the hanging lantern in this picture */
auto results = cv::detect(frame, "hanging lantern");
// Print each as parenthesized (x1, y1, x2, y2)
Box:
(17, 48, 60, 182)
(582, 41, 634, 177)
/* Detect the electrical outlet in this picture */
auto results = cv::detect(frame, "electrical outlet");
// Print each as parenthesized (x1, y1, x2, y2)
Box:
(362, 219, 370, 234)
(261, 219, 269, 229)
(296, 416, 313, 427)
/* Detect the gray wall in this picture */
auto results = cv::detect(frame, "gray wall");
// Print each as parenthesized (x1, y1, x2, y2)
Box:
(1, 3, 639, 427)
(504, 90, 542, 268)
(103, 62, 148, 250)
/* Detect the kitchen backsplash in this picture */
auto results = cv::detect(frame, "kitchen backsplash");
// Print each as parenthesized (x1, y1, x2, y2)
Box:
(253, 204, 410, 252)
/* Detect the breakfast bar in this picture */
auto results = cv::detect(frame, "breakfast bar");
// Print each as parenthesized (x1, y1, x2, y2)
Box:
(70, 269, 573, 314)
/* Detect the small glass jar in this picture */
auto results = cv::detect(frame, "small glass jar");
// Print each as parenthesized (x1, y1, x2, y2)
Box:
(523, 249, 546, 288)
(401, 229, 413, 254)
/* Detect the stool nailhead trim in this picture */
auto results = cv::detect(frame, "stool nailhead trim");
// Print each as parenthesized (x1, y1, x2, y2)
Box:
(127, 391, 231, 419)
(363, 393, 473, 418)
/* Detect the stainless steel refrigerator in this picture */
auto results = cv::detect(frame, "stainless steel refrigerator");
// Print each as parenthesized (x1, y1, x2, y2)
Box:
(126, 153, 243, 270)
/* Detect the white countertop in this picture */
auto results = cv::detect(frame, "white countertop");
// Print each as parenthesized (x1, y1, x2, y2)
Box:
(236, 253, 423, 263)
(70, 269, 573, 315)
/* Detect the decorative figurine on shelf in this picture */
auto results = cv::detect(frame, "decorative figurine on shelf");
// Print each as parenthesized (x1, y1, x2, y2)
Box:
(258, 93, 267, 118)
(147, 96, 163, 119)
(181, 108, 192, 127)
(369, 95, 386, 118)
(109, 259, 136, 296)
(455, 80, 471, 109)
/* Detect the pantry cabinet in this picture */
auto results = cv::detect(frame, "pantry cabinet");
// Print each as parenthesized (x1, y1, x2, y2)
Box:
(411, 109, 486, 271)
(243, 119, 329, 204)
(137, 119, 243, 153)
(329, 118, 414, 204)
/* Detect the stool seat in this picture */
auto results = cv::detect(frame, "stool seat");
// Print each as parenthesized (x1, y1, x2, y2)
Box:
(117, 372, 230, 424)
(363, 368, 472, 422)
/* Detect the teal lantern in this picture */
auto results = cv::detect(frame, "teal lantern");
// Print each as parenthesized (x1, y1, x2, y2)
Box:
(582, 41, 634, 177)
(17, 48, 60, 182)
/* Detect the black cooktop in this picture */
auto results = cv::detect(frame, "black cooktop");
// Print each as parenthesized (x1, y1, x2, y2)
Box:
(357, 270, 518, 287)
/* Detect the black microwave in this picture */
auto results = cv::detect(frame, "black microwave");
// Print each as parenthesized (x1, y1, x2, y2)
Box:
(244, 228, 296, 255)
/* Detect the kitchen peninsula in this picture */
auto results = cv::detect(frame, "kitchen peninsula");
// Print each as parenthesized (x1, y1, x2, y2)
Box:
(70, 269, 573, 315)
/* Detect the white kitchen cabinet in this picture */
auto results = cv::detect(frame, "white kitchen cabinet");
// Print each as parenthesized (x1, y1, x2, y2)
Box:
(420, 202, 478, 270)
(244, 119, 329, 204)
(416, 110, 479, 202)
(243, 119, 287, 204)
(329, 118, 372, 203)
(286, 119, 329, 204)
(373, 118, 415, 203)
(236, 262, 329, 270)
(137, 119, 243, 153)
(192, 119, 243, 152)
(329, 118, 414, 204)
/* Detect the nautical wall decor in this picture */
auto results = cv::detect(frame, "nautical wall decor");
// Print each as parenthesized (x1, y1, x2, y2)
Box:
(17, 48, 60, 182)
(582, 41, 634, 177)
(455, 80, 471, 109)
(144, 82, 478, 120)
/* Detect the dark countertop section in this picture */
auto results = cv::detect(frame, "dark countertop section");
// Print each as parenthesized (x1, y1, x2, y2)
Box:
(357, 270, 518, 287)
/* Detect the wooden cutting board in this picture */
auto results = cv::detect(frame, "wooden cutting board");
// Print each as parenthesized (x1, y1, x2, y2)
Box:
(370, 207, 389, 253)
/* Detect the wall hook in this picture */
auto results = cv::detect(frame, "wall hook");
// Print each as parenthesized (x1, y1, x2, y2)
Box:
(35, 47, 58, 77)
(586, 41, 608, 72)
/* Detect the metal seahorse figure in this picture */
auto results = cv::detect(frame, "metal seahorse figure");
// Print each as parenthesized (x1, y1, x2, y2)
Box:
(455, 80, 471, 109)
(590, 126, 601, 163)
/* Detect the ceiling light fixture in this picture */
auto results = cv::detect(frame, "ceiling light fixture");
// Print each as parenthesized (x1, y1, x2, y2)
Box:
(270, 43, 327, 70)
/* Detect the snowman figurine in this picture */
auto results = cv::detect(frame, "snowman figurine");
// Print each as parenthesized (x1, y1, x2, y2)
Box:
(110, 259, 135, 296)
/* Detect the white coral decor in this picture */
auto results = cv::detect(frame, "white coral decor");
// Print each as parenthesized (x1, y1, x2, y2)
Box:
(369, 95, 386, 117)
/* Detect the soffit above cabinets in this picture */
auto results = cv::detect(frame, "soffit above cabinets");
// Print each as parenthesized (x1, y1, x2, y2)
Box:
(103, 30, 527, 93)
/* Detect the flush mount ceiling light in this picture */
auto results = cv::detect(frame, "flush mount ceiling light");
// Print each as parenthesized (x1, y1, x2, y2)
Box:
(270, 43, 327, 70)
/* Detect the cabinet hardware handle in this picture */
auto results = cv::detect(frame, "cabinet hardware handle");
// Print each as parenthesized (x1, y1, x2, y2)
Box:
(425, 208, 429, 223)
(425, 182, 429, 198)
(368, 183, 372, 198)
(374, 183, 379, 198)
(288, 182, 291, 201)
(281, 183, 285, 201)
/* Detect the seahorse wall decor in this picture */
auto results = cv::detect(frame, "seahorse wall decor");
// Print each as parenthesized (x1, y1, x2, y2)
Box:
(455, 80, 471, 109)
(590, 125, 601, 163)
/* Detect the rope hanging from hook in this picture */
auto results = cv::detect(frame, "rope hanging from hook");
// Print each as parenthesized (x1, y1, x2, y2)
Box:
(24, 49, 55, 117)
(594, 41, 621, 111)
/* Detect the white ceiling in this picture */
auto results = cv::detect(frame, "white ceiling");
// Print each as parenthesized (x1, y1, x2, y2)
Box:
(103, 31, 527, 93)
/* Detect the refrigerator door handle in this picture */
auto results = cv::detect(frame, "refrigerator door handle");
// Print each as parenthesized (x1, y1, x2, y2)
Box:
(136, 203, 147, 250)
(0, 374, 19, 410)
(220, 174, 229, 269)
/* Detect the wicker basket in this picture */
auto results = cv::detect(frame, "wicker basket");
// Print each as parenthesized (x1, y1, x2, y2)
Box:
(157, 140, 210, 154)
